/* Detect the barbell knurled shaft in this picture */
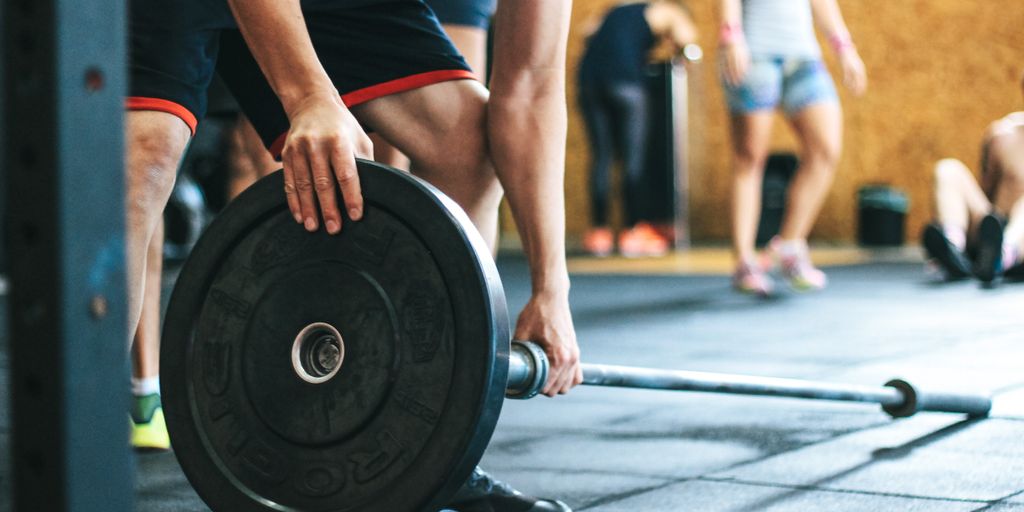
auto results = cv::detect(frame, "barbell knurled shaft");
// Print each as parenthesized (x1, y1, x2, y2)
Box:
(506, 341, 992, 417)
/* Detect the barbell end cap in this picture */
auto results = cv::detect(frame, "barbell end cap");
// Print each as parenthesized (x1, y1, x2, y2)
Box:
(506, 340, 549, 400)
(882, 378, 993, 419)
(882, 378, 919, 419)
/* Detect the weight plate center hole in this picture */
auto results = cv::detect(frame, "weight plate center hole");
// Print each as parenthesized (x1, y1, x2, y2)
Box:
(292, 322, 346, 384)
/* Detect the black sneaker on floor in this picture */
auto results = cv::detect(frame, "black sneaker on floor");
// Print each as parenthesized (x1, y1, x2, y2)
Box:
(445, 467, 572, 512)
(974, 213, 1005, 284)
(1005, 259, 1024, 281)
(922, 223, 972, 280)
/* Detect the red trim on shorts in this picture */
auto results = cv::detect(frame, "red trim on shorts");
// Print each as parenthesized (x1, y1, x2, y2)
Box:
(268, 69, 477, 159)
(341, 69, 476, 107)
(125, 97, 198, 135)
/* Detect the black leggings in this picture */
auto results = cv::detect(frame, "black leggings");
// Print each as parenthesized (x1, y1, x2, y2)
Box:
(579, 83, 650, 227)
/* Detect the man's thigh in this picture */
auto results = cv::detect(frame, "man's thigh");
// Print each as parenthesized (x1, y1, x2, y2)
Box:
(218, 0, 475, 158)
(350, 79, 490, 175)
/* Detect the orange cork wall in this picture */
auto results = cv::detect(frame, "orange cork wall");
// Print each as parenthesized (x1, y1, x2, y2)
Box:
(546, 0, 1024, 245)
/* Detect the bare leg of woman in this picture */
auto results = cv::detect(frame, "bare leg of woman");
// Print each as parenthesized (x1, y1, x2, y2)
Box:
(773, 102, 842, 290)
(780, 102, 842, 242)
(729, 110, 774, 294)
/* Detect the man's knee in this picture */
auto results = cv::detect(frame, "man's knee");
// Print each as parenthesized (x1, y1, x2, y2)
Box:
(126, 113, 190, 220)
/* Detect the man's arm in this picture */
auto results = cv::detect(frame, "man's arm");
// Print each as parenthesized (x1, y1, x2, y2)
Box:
(488, 0, 581, 396)
(226, 0, 370, 234)
(809, 0, 867, 96)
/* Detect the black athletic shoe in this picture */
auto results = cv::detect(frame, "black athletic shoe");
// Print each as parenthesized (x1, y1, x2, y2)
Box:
(445, 467, 572, 512)
(1004, 258, 1024, 281)
(974, 213, 1005, 284)
(922, 223, 972, 280)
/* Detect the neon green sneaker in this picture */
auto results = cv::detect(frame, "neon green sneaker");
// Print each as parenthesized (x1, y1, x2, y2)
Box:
(131, 393, 170, 451)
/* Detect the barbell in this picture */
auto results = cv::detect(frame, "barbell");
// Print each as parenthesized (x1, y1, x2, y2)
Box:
(161, 160, 990, 512)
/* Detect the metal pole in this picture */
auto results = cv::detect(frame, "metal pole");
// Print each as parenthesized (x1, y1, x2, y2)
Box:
(4, 0, 133, 509)
(508, 341, 991, 418)
(669, 46, 702, 250)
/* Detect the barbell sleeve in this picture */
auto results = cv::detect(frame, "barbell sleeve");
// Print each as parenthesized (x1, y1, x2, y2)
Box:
(506, 341, 991, 418)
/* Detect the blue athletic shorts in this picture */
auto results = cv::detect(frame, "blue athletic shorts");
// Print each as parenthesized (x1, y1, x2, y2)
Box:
(427, 0, 496, 29)
(723, 57, 838, 115)
(128, 0, 473, 157)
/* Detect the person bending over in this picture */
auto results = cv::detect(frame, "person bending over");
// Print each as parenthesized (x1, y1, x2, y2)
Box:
(578, 0, 698, 258)
(719, 0, 866, 296)
(125, 0, 580, 509)
(923, 73, 1024, 284)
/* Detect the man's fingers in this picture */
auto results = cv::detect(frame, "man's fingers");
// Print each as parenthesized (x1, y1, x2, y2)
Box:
(331, 144, 364, 221)
(287, 146, 319, 232)
(280, 157, 303, 224)
(542, 344, 577, 397)
(308, 144, 342, 235)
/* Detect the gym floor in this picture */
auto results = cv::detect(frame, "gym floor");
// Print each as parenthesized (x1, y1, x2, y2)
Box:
(2, 250, 1024, 511)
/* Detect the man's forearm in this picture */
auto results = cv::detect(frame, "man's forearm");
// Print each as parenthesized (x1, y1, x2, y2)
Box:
(488, 1, 572, 296)
(226, 0, 336, 115)
(488, 85, 570, 295)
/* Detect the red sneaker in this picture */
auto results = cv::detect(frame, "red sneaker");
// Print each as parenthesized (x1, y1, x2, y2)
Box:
(582, 227, 614, 257)
(619, 223, 669, 258)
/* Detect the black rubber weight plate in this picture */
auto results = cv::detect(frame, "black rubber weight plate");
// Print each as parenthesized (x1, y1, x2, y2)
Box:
(162, 160, 511, 512)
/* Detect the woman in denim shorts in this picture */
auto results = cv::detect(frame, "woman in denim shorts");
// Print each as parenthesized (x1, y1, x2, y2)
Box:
(719, 0, 867, 296)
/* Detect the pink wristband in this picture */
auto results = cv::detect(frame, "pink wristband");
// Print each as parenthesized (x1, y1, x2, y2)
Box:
(829, 32, 854, 53)
(720, 23, 743, 45)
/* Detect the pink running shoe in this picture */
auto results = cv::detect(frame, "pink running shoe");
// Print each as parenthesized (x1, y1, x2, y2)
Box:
(780, 249, 827, 291)
(732, 261, 774, 297)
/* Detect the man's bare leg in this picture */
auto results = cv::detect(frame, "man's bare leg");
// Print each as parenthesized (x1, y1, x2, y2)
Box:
(132, 219, 163, 382)
(370, 23, 488, 172)
(227, 113, 278, 201)
(126, 111, 191, 333)
(129, 218, 169, 449)
(352, 79, 502, 251)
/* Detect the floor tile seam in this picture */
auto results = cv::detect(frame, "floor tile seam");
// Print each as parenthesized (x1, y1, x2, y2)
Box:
(696, 476, 994, 504)
(575, 477, 696, 511)
(480, 464, 687, 481)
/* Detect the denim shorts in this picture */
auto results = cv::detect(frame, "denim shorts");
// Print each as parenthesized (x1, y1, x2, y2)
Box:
(724, 57, 838, 115)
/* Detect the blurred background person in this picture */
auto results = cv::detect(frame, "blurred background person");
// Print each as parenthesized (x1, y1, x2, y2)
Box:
(923, 71, 1024, 284)
(577, 0, 697, 258)
(719, 0, 866, 296)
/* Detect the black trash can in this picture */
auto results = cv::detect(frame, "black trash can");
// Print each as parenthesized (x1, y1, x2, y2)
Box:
(857, 185, 909, 246)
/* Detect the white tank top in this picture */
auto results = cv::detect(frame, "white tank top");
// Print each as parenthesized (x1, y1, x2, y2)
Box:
(742, 0, 821, 58)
